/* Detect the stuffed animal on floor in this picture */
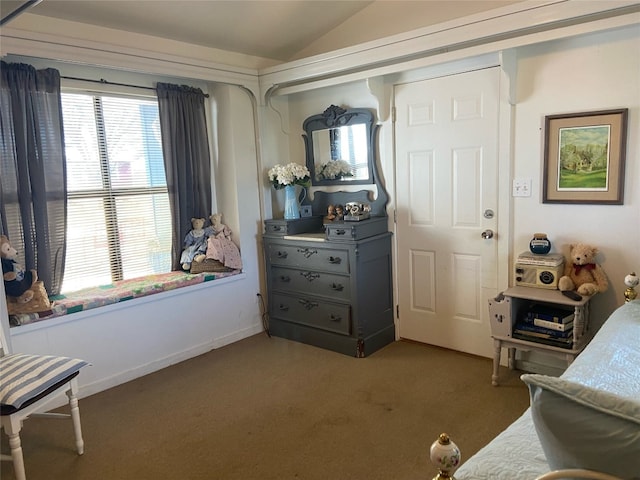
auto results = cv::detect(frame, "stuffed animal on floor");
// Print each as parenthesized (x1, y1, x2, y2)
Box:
(1, 234, 38, 304)
(558, 242, 608, 296)
(180, 218, 208, 271)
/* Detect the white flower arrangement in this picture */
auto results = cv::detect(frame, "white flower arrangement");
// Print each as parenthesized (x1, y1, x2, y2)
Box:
(267, 163, 311, 190)
(316, 159, 354, 181)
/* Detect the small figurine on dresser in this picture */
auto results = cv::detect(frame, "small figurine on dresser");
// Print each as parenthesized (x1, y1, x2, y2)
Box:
(180, 217, 208, 271)
(335, 204, 344, 221)
(205, 213, 243, 270)
(324, 204, 337, 222)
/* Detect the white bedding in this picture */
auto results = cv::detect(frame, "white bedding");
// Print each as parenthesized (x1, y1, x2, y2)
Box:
(455, 409, 549, 479)
(455, 300, 640, 480)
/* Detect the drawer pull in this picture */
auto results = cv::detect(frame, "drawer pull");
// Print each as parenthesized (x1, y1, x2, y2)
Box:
(330, 314, 342, 322)
(328, 256, 342, 264)
(335, 229, 346, 235)
(331, 283, 344, 291)
(279, 275, 291, 282)
(278, 304, 290, 312)
(298, 299, 319, 310)
(297, 248, 318, 258)
(300, 271, 320, 282)
(270, 225, 283, 232)
(276, 251, 288, 259)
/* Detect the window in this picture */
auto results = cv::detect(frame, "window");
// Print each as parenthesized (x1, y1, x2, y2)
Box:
(60, 92, 172, 293)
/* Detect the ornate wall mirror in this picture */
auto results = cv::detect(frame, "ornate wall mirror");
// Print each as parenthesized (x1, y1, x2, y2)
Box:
(301, 105, 389, 218)
(303, 105, 376, 186)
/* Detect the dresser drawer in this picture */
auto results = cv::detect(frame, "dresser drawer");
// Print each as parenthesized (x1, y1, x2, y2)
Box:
(271, 267, 351, 301)
(271, 293, 351, 336)
(324, 216, 388, 241)
(264, 216, 323, 236)
(267, 244, 349, 274)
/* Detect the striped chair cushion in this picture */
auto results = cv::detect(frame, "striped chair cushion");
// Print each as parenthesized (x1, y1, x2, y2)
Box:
(0, 353, 89, 412)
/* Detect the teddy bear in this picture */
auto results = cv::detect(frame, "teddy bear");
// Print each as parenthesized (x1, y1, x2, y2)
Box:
(1, 234, 38, 304)
(180, 218, 208, 271)
(558, 242, 608, 296)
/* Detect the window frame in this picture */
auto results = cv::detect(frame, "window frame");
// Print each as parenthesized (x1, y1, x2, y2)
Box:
(60, 84, 172, 290)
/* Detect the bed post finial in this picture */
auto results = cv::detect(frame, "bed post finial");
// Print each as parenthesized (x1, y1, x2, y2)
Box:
(624, 272, 638, 303)
(430, 433, 461, 480)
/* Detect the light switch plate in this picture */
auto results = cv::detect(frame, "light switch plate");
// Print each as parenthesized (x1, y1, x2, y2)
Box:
(512, 178, 532, 197)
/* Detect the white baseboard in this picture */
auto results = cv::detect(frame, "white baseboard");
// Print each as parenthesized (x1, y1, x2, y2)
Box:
(79, 322, 264, 399)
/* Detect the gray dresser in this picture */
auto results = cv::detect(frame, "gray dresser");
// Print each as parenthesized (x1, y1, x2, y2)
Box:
(263, 229, 394, 357)
(264, 104, 394, 356)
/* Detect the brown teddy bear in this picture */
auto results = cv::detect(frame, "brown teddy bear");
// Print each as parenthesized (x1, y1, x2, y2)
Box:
(1, 234, 38, 304)
(558, 243, 608, 296)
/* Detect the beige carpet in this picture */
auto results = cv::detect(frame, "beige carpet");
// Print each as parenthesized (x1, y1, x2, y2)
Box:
(1, 334, 530, 480)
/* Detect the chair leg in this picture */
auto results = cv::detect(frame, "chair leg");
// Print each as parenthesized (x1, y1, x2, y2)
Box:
(7, 431, 27, 480)
(67, 379, 85, 455)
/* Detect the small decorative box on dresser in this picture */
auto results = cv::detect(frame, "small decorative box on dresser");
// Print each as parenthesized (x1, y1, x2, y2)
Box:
(263, 226, 394, 357)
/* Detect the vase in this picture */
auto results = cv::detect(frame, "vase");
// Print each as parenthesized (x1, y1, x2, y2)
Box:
(283, 185, 301, 220)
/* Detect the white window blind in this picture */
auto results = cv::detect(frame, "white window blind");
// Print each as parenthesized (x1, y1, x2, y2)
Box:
(60, 92, 172, 293)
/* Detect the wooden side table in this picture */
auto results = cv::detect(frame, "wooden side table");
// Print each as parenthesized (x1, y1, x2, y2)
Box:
(489, 286, 592, 386)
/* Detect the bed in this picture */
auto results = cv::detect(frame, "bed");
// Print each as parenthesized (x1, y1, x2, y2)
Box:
(438, 299, 640, 480)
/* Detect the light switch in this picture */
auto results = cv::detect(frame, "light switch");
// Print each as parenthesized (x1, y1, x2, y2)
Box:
(512, 178, 532, 197)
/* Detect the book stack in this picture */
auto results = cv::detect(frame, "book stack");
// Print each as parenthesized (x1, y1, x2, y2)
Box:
(512, 304, 574, 349)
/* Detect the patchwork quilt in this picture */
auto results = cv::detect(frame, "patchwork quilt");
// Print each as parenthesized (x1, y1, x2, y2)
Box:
(9, 270, 240, 327)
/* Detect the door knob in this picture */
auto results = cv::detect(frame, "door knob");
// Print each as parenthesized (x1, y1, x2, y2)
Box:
(481, 229, 494, 239)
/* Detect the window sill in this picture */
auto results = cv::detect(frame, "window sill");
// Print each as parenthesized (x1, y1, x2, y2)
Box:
(9, 270, 244, 333)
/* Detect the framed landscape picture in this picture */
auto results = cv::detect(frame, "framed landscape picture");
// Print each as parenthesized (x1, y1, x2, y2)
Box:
(543, 109, 628, 204)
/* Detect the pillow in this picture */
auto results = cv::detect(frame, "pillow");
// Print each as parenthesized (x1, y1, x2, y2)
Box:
(522, 374, 640, 479)
(0, 353, 89, 412)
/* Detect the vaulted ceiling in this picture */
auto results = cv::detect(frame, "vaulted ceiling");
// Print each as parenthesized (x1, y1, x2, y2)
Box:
(1, 0, 522, 62)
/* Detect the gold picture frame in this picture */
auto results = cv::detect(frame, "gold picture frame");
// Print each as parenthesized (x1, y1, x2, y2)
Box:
(543, 108, 628, 204)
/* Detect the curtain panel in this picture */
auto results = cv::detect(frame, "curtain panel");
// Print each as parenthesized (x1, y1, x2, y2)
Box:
(0, 62, 67, 295)
(156, 83, 212, 271)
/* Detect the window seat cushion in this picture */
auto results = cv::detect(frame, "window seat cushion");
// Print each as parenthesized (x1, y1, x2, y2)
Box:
(8, 270, 240, 327)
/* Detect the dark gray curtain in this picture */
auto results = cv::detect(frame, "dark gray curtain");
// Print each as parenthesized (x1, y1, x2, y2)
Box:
(156, 83, 212, 271)
(0, 61, 67, 295)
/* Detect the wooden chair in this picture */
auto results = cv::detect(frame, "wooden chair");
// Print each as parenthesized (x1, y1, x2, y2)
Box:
(0, 321, 88, 480)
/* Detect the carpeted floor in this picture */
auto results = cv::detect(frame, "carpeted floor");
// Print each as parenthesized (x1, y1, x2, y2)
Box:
(1, 334, 530, 480)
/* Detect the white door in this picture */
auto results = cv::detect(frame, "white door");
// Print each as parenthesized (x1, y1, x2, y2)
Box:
(394, 67, 501, 358)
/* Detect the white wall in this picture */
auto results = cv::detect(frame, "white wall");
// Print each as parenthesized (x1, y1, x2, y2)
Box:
(511, 25, 640, 323)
